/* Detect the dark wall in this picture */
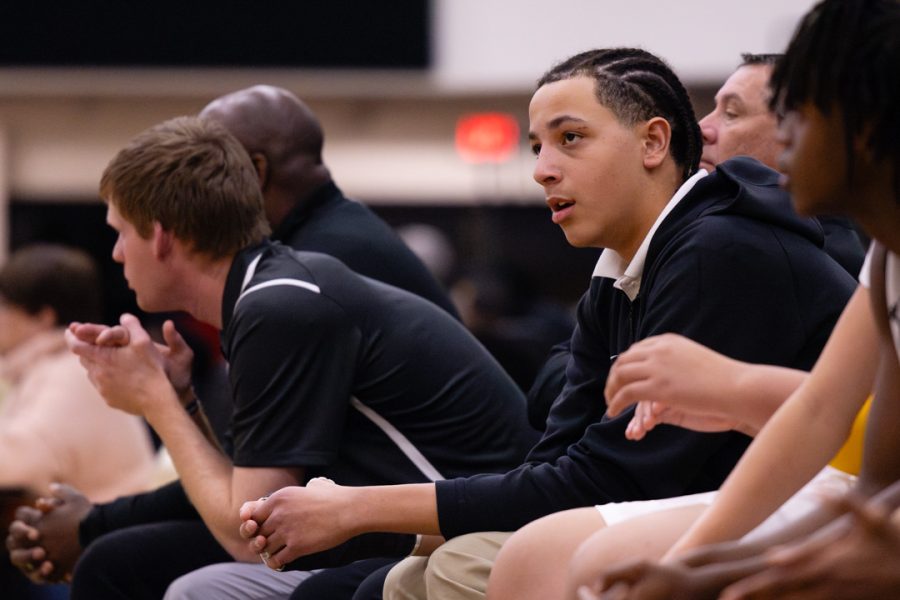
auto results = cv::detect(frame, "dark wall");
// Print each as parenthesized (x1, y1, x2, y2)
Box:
(0, 1, 430, 68)
(10, 201, 137, 325)
(374, 204, 599, 304)
(9, 200, 598, 324)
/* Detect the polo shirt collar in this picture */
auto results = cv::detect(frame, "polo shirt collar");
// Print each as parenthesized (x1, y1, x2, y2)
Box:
(592, 168, 708, 300)
(221, 240, 271, 332)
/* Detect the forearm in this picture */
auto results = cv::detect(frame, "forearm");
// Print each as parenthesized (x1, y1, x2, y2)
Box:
(176, 386, 222, 451)
(686, 555, 780, 598)
(144, 392, 246, 557)
(80, 480, 198, 546)
(348, 483, 441, 536)
(730, 363, 807, 435)
(0, 429, 52, 493)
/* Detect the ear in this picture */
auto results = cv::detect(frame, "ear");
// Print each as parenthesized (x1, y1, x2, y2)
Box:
(35, 306, 57, 328)
(152, 221, 174, 260)
(641, 117, 672, 170)
(250, 152, 269, 189)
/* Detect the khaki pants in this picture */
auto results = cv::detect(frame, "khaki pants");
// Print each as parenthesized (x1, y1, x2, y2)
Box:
(383, 532, 513, 600)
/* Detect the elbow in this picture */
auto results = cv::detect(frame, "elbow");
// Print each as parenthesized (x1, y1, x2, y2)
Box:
(735, 421, 760, 437)
(216, 518, 260, 562)
(223, 537, 260, 563)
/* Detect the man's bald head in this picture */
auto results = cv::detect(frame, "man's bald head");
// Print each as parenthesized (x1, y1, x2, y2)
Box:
(199, 85, 330, 228)
(201, 85, 323, 161)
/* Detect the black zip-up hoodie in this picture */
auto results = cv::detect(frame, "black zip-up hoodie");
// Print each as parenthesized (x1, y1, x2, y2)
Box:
(435, 157, 857, 538)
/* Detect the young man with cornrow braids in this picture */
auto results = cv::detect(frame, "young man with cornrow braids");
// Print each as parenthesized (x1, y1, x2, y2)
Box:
(522, 51, 865, 438)
(236, 47, 854, 600)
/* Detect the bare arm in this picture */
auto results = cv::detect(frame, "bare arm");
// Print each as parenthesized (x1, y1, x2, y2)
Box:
(605, 334, 807, 439)
(68, 314, 302, 560)
(147, 391, 302, 559)
(666, 286, 875, 557)
(0, 426, 57, 493)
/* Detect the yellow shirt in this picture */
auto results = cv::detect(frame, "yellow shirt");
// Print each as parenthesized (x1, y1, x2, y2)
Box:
(828, 397, 871, 475)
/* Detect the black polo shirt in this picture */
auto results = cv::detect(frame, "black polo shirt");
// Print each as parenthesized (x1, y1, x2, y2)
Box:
(220, 241, 535, 485)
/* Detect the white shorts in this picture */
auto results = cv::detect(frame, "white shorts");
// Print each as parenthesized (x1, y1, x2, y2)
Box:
(595, 466, 856, 540)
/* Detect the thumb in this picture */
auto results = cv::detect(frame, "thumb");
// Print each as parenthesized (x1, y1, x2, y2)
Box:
(162, 320, 189, 354)
(119, 313, 150, 342)
(247, 497, 274, 524)
(239, 500, 260, 521)
(48, 482, 83, 504)
(95, 325, 130, 347)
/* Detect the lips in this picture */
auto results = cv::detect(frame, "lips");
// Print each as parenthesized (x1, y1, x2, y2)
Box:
(547, 197, 575, 224)
(776, 152, 791, 189)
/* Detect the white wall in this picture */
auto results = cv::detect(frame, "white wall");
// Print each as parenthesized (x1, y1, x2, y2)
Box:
(434, 0, 817, 90)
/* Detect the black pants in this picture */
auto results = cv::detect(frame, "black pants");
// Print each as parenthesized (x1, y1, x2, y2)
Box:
(70, 520, 231, 600)
(291, 558, 397, 600)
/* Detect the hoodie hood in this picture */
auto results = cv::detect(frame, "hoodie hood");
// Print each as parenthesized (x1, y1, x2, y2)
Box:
(692, 156, 825, 246)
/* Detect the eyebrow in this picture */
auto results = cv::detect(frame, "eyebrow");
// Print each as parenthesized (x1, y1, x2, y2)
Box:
(716, 92, 746, 107)
(528, 115, 588, 139)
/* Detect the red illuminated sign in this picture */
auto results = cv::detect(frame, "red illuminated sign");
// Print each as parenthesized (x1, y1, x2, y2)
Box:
(455, 113, 520, 164)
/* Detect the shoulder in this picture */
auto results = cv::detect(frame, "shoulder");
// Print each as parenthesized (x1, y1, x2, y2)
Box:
(640, 212, 805, 302)
(230, 259, 359, 345)
(235, 276, 344, 324)
(654, 213, 777, 265)
(14, 352, 118, 424)
(308, 195, 393, 237)
(21, 350, 95, 395)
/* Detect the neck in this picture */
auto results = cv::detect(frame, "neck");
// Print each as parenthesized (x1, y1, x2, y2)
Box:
(617, 164, 683, 263)
(174, 255, 234, 329)
(844, 166, 900, 255)
(857, 208, 900, 257)
(266, 170, 331, 229)
(265, 187, 297, 231)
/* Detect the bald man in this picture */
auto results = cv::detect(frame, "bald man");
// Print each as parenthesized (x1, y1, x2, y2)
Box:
(199, 86, 459, 318)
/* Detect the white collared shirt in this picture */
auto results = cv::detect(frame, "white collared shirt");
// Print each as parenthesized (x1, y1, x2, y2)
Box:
(592, 169, 709, 300)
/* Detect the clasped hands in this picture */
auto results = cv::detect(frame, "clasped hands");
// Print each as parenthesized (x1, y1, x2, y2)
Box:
(65, 314, 194, 417)
(238, 477, 354, 571)
(4, 483, 91, 584)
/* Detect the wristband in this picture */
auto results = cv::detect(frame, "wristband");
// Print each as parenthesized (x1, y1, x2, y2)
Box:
(184, 397, 201, 416)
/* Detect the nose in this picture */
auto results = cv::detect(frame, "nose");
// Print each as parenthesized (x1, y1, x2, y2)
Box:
(111, 238, 124, 264)
(699, 113, 717, 145)
(775, 112, 794, 147)
(532, 149, 560, 187)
